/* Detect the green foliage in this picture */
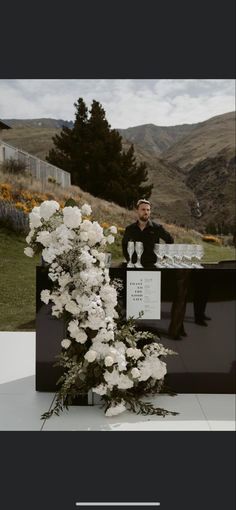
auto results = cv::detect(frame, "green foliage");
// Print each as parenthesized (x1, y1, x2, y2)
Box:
(64, 197, 78, 207)
(46, 98, 153, 208)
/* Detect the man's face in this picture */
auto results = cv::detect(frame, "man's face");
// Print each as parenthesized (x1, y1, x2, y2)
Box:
(137, 203, 151, 222)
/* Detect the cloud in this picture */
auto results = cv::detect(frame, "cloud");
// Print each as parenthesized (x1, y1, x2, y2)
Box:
(0, 79, 235, 128)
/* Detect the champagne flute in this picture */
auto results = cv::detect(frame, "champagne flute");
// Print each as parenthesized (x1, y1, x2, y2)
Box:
(165, 244, 177, 268)
(154, 243, 163, 268)
(105, 252, 112, 268)
(158, 243, 167, 266)
(127, 241, 135, 268)
(135, 241, 144, 268)
(195, 244, 204, 268)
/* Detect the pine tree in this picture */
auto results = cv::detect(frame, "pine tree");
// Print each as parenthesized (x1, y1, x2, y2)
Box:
(46, 98, 153, 208)
(46, 98, 89, 186)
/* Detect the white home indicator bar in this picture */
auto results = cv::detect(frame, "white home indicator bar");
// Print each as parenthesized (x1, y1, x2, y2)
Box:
(75, 504, 160, 507)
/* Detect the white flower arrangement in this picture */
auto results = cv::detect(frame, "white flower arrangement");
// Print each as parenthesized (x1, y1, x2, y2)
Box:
(25, 199, 178, 419)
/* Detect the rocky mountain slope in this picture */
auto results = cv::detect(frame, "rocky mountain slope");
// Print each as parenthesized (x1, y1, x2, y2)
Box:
(186, 147, 235, 231)
(118, 122, 197, 154)
(161, 111, 235, 171)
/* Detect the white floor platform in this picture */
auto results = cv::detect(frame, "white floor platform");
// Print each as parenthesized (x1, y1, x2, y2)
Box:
(0, 332, 235, 431)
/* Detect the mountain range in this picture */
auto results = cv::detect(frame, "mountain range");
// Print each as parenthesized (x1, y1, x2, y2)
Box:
(2, 111, 235, 232)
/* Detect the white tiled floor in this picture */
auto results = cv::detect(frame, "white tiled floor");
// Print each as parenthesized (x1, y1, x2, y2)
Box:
(0, 332, 235, 431)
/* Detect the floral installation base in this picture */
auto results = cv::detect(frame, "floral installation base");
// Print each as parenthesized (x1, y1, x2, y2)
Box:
(25, 199, 178, 418)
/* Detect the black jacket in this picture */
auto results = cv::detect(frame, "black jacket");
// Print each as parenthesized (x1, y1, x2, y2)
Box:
(122, 219, 174, 267)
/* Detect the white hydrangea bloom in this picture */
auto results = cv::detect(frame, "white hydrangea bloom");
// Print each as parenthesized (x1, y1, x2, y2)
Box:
(36, 231, 52, 247)
(40, 200, 60, 221)
(29, 211, 42, 228)
(63, 206, 82, 229)
(26, 229, 35, 244)
(81, 203, 92, 216)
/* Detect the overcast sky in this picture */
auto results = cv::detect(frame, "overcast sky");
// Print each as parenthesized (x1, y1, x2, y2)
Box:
(0, 79, 235, 128)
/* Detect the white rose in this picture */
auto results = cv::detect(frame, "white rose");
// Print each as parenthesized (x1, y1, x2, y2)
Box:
(92, 383, 108, 396)
(42, 247, 56, 263)
(24, 247, 34, 257)
(39, 200, 60, 220)
(126, 347, 142, 360)
(131, 368, 140, 379)
(152, 359, 167, 380)
(105, 402, 126, 417)
(117, 374, 134, 389)
(61, 339, 71, 349)
(104, 356, 114, 367)
(84, 350, 97, 363)
(81, 203, 92, 216)
(106, 234, 114, 244)
(63, 206, 82, 229)
(68, 319, 79, 336)
(40, 289, 51, 304)
(75, 329, 87, 344)
(109, 226, 117, 234)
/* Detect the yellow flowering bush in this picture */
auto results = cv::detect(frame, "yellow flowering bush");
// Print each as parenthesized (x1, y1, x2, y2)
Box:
(0, 183, 12, 200)
(202, 235, 222, 245)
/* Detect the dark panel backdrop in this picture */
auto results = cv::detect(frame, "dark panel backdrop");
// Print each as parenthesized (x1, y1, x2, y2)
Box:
(0, 1, 235, 509)
(0, 0, 235, 78)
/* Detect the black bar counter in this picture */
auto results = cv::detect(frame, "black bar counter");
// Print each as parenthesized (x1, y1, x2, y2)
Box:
(36, 262, 236, 393)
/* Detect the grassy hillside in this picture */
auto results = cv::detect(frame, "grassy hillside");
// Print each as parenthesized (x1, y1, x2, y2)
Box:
(0, 228, 40, 331)
(161, 111, 235, 171)
(122, 141, 197, 228)
(1, 126, 59, 160)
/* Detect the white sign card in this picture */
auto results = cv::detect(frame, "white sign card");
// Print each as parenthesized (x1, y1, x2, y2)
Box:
(126, 271, 161, 320)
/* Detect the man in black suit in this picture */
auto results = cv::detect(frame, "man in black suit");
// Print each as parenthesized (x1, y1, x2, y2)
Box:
(122, 199, 174, 267)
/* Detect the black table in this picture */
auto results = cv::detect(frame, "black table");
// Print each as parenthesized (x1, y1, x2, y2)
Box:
(36, 262, 236, 393)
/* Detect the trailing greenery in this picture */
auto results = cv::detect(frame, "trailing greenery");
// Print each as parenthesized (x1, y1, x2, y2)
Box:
(41, 316, 178, 420)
